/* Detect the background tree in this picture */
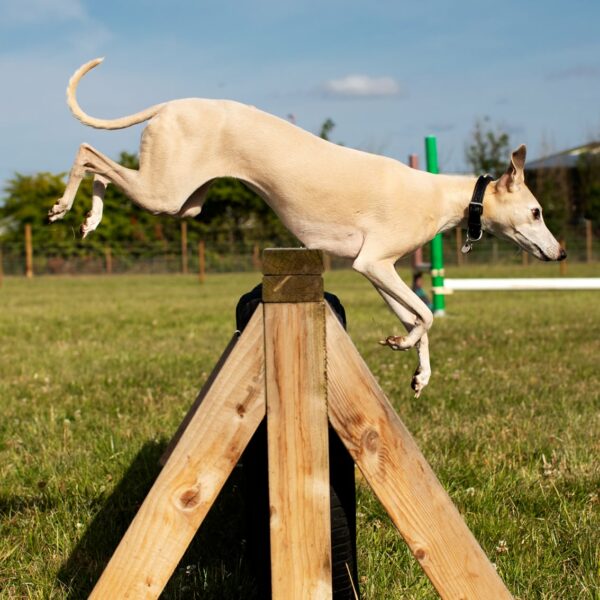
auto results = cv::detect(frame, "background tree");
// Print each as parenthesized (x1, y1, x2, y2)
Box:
(319, 118, 336, 141)
(465, 117, 511, 177)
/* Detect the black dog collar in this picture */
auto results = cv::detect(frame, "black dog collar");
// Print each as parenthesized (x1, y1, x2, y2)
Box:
(461, 174, 494, 255)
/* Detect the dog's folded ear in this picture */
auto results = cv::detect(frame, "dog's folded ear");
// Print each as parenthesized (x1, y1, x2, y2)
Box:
(496, 144, 526, 192)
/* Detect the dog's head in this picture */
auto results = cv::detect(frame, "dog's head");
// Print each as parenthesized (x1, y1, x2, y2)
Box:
(482, 144, 567, 261)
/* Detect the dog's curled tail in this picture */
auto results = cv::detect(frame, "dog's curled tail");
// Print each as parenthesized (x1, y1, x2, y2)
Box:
(67, 58, 165, 130)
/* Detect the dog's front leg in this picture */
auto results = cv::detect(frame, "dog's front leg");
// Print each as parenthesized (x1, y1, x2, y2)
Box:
(375, 287, 431, 397)
(353, 256, 433, 350)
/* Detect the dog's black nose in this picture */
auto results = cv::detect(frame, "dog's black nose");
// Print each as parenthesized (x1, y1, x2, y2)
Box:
(558, 247, 567, 261)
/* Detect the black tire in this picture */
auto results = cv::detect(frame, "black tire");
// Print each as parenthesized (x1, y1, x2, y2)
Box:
(236, 284, 359, 599)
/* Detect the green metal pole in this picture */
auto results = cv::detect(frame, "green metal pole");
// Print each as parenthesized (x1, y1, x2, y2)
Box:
(425, 136, 446, 316)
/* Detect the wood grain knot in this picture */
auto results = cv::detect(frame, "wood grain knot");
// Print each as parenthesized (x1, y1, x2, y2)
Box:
(414, 549, 426, 561)
(362, 429, 380, 453)
(179, 487, 201, 510)
(236, 403, 246, 417)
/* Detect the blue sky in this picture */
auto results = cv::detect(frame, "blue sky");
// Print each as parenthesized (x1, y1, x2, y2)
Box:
(1, 0, 599, 189)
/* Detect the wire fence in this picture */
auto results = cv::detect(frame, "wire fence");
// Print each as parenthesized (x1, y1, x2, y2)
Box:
(0, 222, 596, 277)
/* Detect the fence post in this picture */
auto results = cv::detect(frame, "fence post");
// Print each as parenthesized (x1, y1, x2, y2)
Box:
(198, 240, 206, 283)
(586, 219, 593, 263)
(522, 250, 529, 266)
(181, 221, 188, 274)
(25, 223, 33, 279)
(104, 247, 113, 275)
(559, 238, 567, 276)
(252, 244, 261, 270)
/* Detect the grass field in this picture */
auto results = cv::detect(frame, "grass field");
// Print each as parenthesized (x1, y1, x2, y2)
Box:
(1, 264, 599, 599)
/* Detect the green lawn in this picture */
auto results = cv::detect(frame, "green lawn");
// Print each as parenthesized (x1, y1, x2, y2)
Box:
(1, 265, 599, 599)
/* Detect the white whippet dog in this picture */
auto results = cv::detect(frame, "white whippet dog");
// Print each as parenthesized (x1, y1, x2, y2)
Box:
(49, 58, 566, 396)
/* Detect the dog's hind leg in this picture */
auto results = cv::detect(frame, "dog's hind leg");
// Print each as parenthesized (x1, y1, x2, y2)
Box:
(80, 174, 109, 238)
(375, 287, 431, 397)
(49, 143, 138, 224)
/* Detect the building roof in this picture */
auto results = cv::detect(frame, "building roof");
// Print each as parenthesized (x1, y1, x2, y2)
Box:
(527, 141, 600, 170)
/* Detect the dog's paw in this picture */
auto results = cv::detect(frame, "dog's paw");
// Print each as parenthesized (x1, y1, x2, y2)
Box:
(80, 213, 100, 238)
(378, 335, 413, 351)
(411, 367, 431, 398)
(48, 200, 68, 223)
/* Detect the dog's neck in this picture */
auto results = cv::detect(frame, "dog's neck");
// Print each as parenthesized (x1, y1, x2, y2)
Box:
(433, 173, 493, 234)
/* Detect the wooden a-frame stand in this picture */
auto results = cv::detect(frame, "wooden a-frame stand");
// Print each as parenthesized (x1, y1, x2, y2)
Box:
(89, 249, 513, 599)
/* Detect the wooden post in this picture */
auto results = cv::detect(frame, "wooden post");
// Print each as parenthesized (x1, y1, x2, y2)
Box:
(262, 249, 332, 600)
(522, 250, 529, 266)
(252, 243, 261, 270)
(181, 221, 188, 274)
(25, 223, 33, 279)
(560, 238, 567, 276)
(198, 240, 205, 283)
(104, 247, 113, 275)
(323, 251, 332, 271)
(585, 219, 593, 263)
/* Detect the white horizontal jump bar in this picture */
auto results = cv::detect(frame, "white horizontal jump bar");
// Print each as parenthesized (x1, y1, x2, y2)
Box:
(445, 278, 600, 291)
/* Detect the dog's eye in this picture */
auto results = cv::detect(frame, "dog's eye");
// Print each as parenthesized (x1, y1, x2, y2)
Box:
(532, 208, 541, 220)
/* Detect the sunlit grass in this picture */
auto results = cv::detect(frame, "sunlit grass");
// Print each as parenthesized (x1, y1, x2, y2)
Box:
(1, 265, 598, 598)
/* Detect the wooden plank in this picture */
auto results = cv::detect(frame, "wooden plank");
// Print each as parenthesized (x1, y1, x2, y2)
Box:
(262, 248, 324, 275)
(264, 302, 332, 600)
(325, 306, 513, 600)
(263, 274, 324, 302)
(89, 310, 266, 599)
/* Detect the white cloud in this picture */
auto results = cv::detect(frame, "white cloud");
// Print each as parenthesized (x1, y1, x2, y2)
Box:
(322, 74, 402, 98)
(0, 0, 86, 25)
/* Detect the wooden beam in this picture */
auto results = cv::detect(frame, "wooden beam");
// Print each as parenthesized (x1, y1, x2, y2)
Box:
(263, 274, 324, 302)
(262, 250, 331, 599)
(262, 248, 324, 275)
(264, 301, 332, 600)
(325, 307, 513, 600)
(89, 310, 266, 599)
